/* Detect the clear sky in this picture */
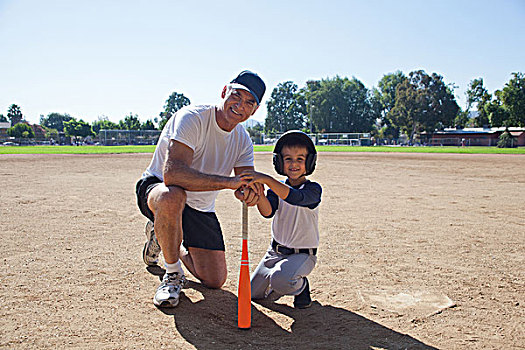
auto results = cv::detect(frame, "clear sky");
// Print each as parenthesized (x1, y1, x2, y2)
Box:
(1, 0, 524, 125)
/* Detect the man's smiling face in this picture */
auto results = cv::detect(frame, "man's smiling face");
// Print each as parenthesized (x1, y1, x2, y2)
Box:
(218, 86, 259, 128)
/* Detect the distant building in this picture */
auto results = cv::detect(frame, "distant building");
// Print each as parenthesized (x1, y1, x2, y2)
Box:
(422, 127, 525, 147)
(0, 122, 11, 141)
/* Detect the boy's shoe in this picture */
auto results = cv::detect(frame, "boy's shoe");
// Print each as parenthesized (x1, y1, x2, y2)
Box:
(143, 221, 161, 266)
(153, 272, 186, 308)
(294, 277, 312, 309)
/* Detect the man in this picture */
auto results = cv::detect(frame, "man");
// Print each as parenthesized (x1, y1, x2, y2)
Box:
(135, 70, 266, 307)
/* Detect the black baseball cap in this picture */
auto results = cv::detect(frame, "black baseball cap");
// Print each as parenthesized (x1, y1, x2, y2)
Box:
(230, 70, 266, 105)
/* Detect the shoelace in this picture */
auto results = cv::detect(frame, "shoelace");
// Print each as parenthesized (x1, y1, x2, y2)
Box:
(164, 273, 186, 287)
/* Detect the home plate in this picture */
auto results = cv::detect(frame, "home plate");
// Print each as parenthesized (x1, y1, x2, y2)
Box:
(357, 289, 456, 318)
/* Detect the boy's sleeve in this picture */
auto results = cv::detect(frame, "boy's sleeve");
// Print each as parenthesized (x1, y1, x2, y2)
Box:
(262, 189, 279, 218)
(284, 181, 322, 209)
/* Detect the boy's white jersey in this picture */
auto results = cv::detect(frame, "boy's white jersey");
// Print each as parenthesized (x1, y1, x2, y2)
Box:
(272, 184, 320, 249)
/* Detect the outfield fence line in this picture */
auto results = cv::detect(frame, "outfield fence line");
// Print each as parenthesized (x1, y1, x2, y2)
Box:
(98, 129, 161, 146)
(263, 132, 372, 146)
(96, 130, 375, 147)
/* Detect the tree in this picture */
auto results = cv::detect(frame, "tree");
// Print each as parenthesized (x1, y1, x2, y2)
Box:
(246, 123, 264, 144)
(375, 71, 407, 117)
(7, 104, 23, 125)
(40, 113, 73, 132)
(497, 129, 517, 148)
(141, 119, 157, 130)
(265, 81, 306, 133)
(7, 123, 34, 143)
(306, 76, 376, 133)
(377, 121, 400, 143)
(304, 80, 321, 132)
(465, 78, 491, 127)
(466, 78, 486, 111)
(159, 92, 191, 130)
(0, 114, 7, 122)
(453, 110, 471, 129)
(43, 127, 59, 141)
(92, 116, 118, 134)
(484, 97, 510, 127)
(118, 113, 141, 130)
(388, 70, 459, 141)
(499, 72, 525, 127)
(464, 73, 524, 128)
(372, 72, 407, 140)
(388, 79, 419, 140)
(64, 119, 94, 144)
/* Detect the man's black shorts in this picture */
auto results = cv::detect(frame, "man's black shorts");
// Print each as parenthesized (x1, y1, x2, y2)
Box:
(135, 175, 225, 251)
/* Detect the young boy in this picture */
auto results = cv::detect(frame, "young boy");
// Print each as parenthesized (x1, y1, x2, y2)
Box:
(240, 130, 322, 308)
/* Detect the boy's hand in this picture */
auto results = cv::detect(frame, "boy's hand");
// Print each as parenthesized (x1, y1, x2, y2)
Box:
(240, 170, 267, 185)
(239, 169, 255, 181)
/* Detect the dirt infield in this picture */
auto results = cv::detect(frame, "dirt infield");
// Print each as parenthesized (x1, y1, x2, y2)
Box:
(1, 152, 524, 349)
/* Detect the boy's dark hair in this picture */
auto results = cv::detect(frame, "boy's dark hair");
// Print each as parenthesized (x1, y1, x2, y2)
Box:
(273, 130, 317, 176)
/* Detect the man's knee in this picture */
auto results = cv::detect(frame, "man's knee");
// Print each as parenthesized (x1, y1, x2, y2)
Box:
(201, 272, 227, 289)
(187, 248, 227, 289)
(148, 185, 186, 215)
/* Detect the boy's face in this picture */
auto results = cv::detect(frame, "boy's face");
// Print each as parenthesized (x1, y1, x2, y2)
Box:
(281, 145, 309, 181)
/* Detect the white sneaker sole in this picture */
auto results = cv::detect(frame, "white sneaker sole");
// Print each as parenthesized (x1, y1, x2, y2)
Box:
(153, 296, 180, 308)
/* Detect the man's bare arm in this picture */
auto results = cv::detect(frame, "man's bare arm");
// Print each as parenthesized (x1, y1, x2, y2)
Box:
(163, 140, 244, 191)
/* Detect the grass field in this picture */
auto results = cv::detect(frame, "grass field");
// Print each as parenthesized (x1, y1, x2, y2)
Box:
(0, 144, 524, 154)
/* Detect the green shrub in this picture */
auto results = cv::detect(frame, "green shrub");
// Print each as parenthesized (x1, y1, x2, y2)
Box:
(497, 130, 516, 148)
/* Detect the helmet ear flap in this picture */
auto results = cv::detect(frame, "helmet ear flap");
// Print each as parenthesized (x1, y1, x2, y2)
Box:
(305, 153, 317, 176)
(273, 153, 286, 176)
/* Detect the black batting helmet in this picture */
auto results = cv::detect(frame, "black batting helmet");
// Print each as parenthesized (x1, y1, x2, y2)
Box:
(272, 130, 317, 176)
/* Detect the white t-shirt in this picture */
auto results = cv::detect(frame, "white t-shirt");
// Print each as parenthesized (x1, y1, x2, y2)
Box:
(143, 105, 254, 212)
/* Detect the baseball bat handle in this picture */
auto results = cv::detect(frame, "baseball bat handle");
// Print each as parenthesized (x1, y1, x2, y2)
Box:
(242, 201, 248, 239)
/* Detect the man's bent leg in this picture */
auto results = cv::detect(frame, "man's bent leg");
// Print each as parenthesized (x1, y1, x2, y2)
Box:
(184, 247, 227, 288)
(147, 184, 186, 265)
(147, 184, 187, 308)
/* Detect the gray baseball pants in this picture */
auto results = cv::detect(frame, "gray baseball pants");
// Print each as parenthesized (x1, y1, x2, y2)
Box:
(250, 246, 317, 299)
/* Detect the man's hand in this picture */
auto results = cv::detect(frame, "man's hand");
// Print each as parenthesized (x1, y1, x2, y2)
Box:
(229, 174, 249, 191)
(234, 184, 263, 206)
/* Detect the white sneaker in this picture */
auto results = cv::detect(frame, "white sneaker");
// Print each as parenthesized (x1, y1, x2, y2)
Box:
(153, 272, 186, 308)
(142, 221, 161, 266)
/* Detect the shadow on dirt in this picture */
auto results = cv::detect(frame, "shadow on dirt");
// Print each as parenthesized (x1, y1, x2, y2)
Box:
(146, 265, 165, 277)
(158, 280, 438, 350)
